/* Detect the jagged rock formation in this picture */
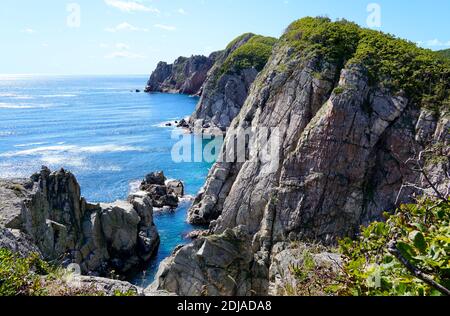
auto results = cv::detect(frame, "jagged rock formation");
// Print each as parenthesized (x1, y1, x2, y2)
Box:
(0, 167, 160, 276)
(137, 171, 185, 208)
(156, 17, 449, 296)
(189, 33, 277, 135)
(149, 226, 267, 296)
(145, 55, 216, 95)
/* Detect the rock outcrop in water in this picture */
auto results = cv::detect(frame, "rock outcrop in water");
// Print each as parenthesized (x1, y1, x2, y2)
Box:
(189, 34, 277, 135)
(145, 55, 216, 95)
(0, 167, 160, 276)
(153, 17, 450, 296)
(137, 171, 185, 209)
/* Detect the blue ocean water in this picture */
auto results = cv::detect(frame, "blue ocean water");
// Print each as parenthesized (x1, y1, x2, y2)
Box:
(0, 75, 211, 286)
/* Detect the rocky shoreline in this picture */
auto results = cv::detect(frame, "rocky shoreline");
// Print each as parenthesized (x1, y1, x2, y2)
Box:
(0, 167, 188, 296)
(0, 167, 161, 277)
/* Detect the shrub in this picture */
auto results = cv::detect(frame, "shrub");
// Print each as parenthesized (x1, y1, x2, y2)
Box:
(0, 249, 133, 296)
(281, 17, 450, 115)
(338, 198, 450, 296)
(436, 49, 450, 60)
(0, 249, 51, 296)
(219, 35, 277, 75)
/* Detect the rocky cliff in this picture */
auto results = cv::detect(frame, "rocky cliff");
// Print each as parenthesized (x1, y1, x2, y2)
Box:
(0, 167, 160, 276)
(145, 54, 216, 95)
(189, 33, 277, 134)
(154, 17, 450, 296)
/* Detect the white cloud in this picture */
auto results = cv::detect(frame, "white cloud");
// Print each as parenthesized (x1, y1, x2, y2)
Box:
(22, 28, 36, 34)
(178, 8, 188, 15)
(417, 39, 450, 47)
(104, 0, 159, 13)
(105, 51, 145, 59)
(115, 42, 130, 50)
(105, 22, 149, 32)
(154, 24, 176, 31)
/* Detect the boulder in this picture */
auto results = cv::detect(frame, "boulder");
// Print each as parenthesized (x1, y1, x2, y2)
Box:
(66, 275, 144, 296)
(184, 229, 210, 240)
(149, 226, 265, 296)
(0, 228, 42, 258)
(0, 179, 30, 229)
(167, 180, 184, 197)
(142, 171, 166, 187)
(139, 172, 184, 209)
(176, 119, 189, 129)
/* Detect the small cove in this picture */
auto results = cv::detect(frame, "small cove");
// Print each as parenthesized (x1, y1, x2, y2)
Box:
(0, 75, 212, 285)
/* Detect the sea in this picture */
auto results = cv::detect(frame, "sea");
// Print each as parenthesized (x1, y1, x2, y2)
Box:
(0, 75, 212, 287)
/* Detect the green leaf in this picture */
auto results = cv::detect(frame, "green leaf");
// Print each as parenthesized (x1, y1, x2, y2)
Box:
(409, 231, 427, 253)
(411, 223, 427, 232)
(397, 242, 417, 262)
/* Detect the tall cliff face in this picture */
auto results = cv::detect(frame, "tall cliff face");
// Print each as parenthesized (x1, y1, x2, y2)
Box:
(189, 33, 277, 134)
(145, 54, 216, 95)
(154, 17, 449, 296)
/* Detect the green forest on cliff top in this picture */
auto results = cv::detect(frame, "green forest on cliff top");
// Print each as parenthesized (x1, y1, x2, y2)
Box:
(436, 49, 450, 59)
(218, 17, 449, 114)
(283, 17, 450, 114)
(220, 34, 278, 76)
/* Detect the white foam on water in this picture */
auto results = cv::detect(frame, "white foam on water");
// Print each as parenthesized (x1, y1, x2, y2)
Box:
(0, 103, 53, 109)
(41, 154, 85, 168)
(40, 94, 78, 98)
(179, 195, 195, 204)
(0, 93, 32, 99)
(14, 142, 47, 148)
(0, 144, 143, 157)
(78, 144, 143, 154)
(152, 120, 178, 128)
(128, 180, 142, 195)
(98, 165, 122, 172)
(0, 145, 77, 157)
(0, 131, 15, 137)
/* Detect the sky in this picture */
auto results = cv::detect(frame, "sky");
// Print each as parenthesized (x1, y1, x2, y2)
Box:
(0, 0, 449, 75)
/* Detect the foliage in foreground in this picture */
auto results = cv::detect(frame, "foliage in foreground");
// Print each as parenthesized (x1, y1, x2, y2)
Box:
(0, 249, 135, 296)
(339, 198, 450, 296)
(283, 246, 341, 296)
(0, 249, 54, 296)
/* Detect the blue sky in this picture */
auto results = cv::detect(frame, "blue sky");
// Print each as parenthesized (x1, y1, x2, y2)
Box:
(1, 0, 449, 75)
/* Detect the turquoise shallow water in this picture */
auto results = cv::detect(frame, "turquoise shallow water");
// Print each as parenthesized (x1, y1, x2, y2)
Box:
(0, 75, 212, 286)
